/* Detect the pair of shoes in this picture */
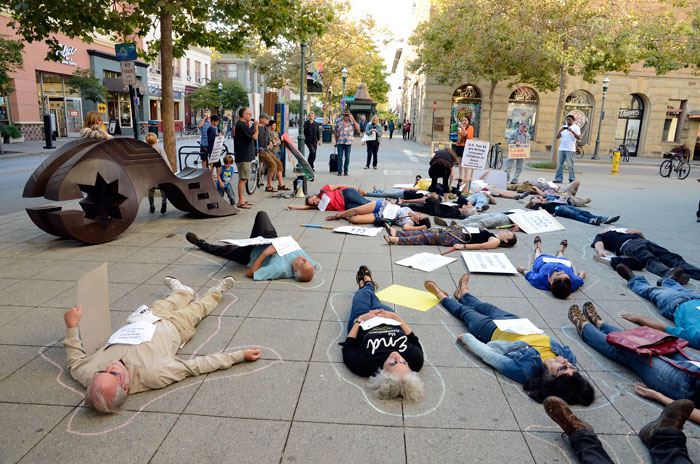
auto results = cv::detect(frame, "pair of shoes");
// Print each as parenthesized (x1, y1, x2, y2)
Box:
(604, 216, 620, 224)
(515, 191, 530, 200)
(544, 397, 594, 436)
(615, 263, 636, 281)
(582, 301, 603, 328)
(356, 265, 378, 290)
(208, 276, 236, 293)
(475, 205, 489, 212)
(164, 276, 194, 295)
(278, 185, 291, 191)
(658, 268, 690, 286)
(265, 186, 278, 192)
(364, 166, 369, 169)
(149, 205, 156, 214)
(186, 232, 205, 248)
(568, 304, 587, 335)
(337, 172, 342, 176)
(373, 166, 377, 170)
(160, 203, 167, 214)
(454, 273, 470, 300)
(591, 217, 602, 226)
(434, 217, 448, 227)
(639, 399, 695, 446)
(344, 172, 349, 176)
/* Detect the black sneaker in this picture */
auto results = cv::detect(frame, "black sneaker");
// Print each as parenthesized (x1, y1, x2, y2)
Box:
(186, 232, 205, 248)
(639, 399, 694, 446)
(160, 203, 167, 214)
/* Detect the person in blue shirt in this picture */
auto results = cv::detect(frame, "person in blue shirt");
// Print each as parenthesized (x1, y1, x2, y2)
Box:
(613, 263, 700, 349)
(516, 236, 586, 299)
(185, 211, 315, 281)
(424, 274, 595, 406)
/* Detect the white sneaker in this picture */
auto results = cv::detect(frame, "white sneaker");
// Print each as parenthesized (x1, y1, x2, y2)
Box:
(208, 276, 236, 294)
(164, 276, 194, 295)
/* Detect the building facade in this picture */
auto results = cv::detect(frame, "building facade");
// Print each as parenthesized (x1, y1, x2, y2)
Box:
(211, 55, 267, 95)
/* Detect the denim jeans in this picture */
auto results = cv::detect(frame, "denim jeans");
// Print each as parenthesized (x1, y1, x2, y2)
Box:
(347, 284, 395, 333)
(628, 276, 700, 320)
(569, 430, 614, 463)
(365, 189, 405, 199)
(342, 188, 371, 210)
(618, 239, 700, 280)
(198, 211, 276, 265)
(466, 193, 489, 209)
(553, 205, 603, 224)
(218, 184, 235, 205)
(569, 429, 691, 464)
(555, 150, 575, 182)
(440, 294, 519, 343)
(337, 144, 352, 174)
(581, 322, 700, 400)
(504, 157, 523, 182)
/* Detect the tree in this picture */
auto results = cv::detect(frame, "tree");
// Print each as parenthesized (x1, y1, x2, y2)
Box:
(0, 35, 23, 156)
(188, 79, 248, 111)
(6, 0, 333, 171)
(68, 69, 107, 105)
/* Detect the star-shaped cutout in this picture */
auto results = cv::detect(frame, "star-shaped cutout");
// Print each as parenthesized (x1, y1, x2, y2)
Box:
(78, 173, 127, 229)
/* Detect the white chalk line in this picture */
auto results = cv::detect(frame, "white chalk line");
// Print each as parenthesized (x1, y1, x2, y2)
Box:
(326, 292, 446, 418)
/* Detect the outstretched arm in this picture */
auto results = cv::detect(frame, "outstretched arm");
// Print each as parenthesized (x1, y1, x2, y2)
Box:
(458, 333, 526, 383)
(286, 204, 314, 210)
(635, 383, 700, 425)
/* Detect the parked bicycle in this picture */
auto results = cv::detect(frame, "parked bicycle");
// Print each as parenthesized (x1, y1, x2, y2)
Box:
(659, 144, 691, 179)
(488, 142, 503, 169)
(574, 142, 584, 159)
(183, 123, 198, 136)
(245, 148, 268, 195)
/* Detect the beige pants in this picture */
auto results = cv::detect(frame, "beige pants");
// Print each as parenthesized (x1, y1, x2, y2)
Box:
(150, 290, 222, 343)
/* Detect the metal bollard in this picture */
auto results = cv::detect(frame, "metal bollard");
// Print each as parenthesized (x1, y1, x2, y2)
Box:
(611, 150, 620, 175)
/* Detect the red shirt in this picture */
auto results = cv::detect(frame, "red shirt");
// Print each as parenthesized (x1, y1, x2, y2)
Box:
(320, 184, 346, 211)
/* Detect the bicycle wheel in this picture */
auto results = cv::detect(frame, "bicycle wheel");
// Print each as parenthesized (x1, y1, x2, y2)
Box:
(677, 161, 691, 179)
(246, 161, 259, 194)
(574, 146, 584, 159)
(659, 159, 672, 177)
(487, 147, 494, 168)
(495, 149, 503, 169)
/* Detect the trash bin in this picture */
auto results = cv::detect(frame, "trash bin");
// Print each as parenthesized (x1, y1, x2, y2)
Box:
(322, 124, 333, 143)
(148, 120, 159, 136)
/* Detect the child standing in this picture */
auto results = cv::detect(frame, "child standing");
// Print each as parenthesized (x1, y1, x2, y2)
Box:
(219, 155, 237, 207)
(145, 133, 171, 214)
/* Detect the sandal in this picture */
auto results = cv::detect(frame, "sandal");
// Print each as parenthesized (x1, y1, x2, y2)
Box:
(278, 185, 291, 191)
(533, 236, 542, 247)
(236, 203, 251, 209)
(560, 239, 568, 249)
(383, 222, 394, 236)
(356, 265, 378, 290)
(383, 235, 395, 245)
(265, 186, 278, 192)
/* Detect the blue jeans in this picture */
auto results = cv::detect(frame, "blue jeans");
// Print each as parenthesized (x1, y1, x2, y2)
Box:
(504, 157, 523, 182)
(347, 284, 395, 333)
(628, 276, 700, 320)
(555, 150, 575, 182)
(466, 193, 489, 209)
(365, 189, 405, 199)
(337, 144, 352, 174)
(218, 184, 235, 205)
(553, 205, 603, 224)
(342, 188, 371, 210)
(581, 322, 700, 400)
(440, 294, 519, 343)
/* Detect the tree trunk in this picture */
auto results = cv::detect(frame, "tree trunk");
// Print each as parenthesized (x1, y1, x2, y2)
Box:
(487, 80, 497, 143)
(550, 64, 569, 163)
(160, 11, 176, 172)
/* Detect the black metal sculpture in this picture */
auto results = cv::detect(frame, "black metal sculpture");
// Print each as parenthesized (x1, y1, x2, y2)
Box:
(23, 138, 238, 244)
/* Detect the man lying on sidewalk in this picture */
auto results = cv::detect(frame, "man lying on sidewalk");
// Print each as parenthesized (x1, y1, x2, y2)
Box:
(64, 276, 260, 413)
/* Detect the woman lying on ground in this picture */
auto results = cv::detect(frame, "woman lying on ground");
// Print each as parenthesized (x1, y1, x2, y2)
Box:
(341, 266, 424, 401)
(568, 301, 700, 407)
(384, 224, 517, 249)
(398, 193, 472, 219)
(287, 184, 370, 211)
(526, 196, 619, 226)
(326, 199, 431, 231)
(516, 236, 586, 299)
(424, 274, 594, 405)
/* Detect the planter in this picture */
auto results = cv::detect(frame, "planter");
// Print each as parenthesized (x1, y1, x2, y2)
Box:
(9, 135, 24, 143)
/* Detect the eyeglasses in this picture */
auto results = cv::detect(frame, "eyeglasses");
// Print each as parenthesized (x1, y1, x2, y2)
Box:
(95, 370, 121, 380)
(557, 365, 578, 374)
(388, 360, 408, 366)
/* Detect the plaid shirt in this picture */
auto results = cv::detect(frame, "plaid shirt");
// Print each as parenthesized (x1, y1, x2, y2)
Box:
(335, 119, 356, 145)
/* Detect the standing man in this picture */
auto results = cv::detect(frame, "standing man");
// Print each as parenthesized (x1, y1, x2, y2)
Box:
(405, 120, 412, 141)
(258, 113, 288, 192)
(388, 120, 395, 139)
(364, 115, 383, 170)
(504, 121, 530, 184)
(303, 111, 321, 170)
(554, 114, 581, 183)
(197, 109, 212, 168)
(233, 107, 258, 208)
(402, 120, 407, 140)
(334, 109, 360, 176)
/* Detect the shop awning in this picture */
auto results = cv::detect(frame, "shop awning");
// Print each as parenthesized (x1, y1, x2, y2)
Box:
(104, 77, 145, 94)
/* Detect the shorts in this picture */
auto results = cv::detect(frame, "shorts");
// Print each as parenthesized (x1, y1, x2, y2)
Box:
(236, 162, 251, 180)
(200, 145, 209, 163)
(372, 200, 383, 218)
(259, 151, 282, 172)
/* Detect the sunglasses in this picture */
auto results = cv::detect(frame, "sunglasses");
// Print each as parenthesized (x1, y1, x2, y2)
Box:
(557, 365, 578, 374)
(388, 360, 408, 366)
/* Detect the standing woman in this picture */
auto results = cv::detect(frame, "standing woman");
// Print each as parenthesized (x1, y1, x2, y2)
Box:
(455, 116, 473, 182)
(303, 111, 321, 170)
(364, 115, 383, 170)
(429, 147, 458, 194)
(80, 111, 113, 140)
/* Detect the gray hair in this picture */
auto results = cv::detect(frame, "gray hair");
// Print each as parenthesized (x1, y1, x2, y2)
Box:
(366, 369, 424, 402)
(85, 381, 127, 413)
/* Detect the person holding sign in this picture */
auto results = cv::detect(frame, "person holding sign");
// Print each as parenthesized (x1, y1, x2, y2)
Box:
(384, 225, 516, 248)
(326, 199, 431, 230)
(341, 265, 424, 401)
(206, 115, 223, 186)
(555, 115, 581, 183)
(516, 237, 586, 299)
(429, 148, 458, 194)
(424, 274, 594, 405)
(504, 121, 530, 184)
(63, 276, 261, 413)
(186, 211, 315, 281)
(288, 184, 370, 211)
(455, 116, 474, 182)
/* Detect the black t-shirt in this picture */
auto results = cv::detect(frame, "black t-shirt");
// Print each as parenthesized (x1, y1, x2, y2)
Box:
(410, 196, 463, 219)
(233, 120, 255, 163)
(465, 228, 496, 244)
(430, 149, 454, 169)
(531, 202, 558, 215)
(341, 325, 424, 377)
(592, 230, 641, 254)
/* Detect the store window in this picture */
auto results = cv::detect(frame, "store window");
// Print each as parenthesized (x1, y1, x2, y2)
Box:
(227, 64, 238, 79)
(563, 90, 594, 144)
(107, 92, 132, 127)
(205, 63, 208, 81)
(505, 87, 538, 140)
(186, 58, 191, 79)
(149, 53, 161, 74)
(150, 100, 158, 120)
(174, 101, 180, 121)
(0, 96, 9, 126)
(174, 59, 181, 78)
(450, 83, 482, 141)
(36, 71, 82, 136)
(662, 99, 686, 143)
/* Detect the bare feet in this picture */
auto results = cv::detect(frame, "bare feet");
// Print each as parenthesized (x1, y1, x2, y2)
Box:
(424, 280, 448, 300)
(384, 235, 398, 245)
(454, 273, 470, 299)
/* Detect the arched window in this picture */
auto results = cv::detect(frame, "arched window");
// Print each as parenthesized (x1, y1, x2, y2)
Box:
(615, 94, 646, 156)
(450, 84, 482, 140)
(563, 90, 595, 144)
(505, 87, 538, 140)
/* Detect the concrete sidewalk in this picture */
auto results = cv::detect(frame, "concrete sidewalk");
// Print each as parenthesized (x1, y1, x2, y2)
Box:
(1, 135, 700, 463)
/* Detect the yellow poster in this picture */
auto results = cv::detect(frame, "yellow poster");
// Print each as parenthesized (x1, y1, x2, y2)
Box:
(375, 284, 440, 312)
(508, 143, 530, 159)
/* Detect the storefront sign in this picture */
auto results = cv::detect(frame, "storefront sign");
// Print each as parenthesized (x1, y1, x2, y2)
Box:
(57, 44, 78, 66)
(120, 61, 137, 85)
(97, 103, 107, 113)
(115, 43, 138, 61)
(508, 143, 531, 159)
(618, 109, 641, 119)
(70, 110, 79, 117)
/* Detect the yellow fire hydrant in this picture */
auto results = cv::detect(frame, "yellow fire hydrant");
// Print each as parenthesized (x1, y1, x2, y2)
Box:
(611, 150, 621, 175)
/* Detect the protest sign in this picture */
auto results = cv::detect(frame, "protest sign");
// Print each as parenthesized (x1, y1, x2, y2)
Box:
(271, 236, 302, 256)
(218, 236, 274, 246)
(461, 252, 517, 274)
(209, 136, 225, 164)
(108, 321, 157, 345)
(508, 210, 565, 234)
(317, 194, 331, 211)
(395, 252, 456, 272)
(77, 263, 111, 355)
(333, 226, 383, 237)
(461, 139, 490, 169)
(508, 143, 530, 159)
(494, 318, 543, 335)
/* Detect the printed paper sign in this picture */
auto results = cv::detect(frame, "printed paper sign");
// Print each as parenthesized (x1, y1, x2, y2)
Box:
(612, 228, 629, 233)
(360, 316, 402, 331)
(463, 227, 480, 234)
(541, 257, 572, 267)
(471, 170, 507, 190)
(77, 263, 111, 356)
(393, 184, 414, 189)
(247, 93, 260, 121)
(108, 321, 157, 346)
(441, 202, 459, 207)
(361, 132, 376, 142)
(382, 203, 401, 219)
(209, 136, 225, 164)
(395, 252, 456, 272)
(318, 194, 331, 211)
(461, 252, 517, 274)
(461, 139, 490, 169)
(508, 144, 531, 159)
(334, 226, 382, 237)
(119, 60, 137, 86)
(127, 305, 161, 324)
(494, 318, 543, 335)
(218, 236, 274, 246)
(271, 236, 301, 256)
(508, 210, 565, 234)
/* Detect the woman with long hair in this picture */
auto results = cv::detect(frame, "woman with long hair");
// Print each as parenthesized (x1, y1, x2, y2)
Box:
(80, 111, 113, 140)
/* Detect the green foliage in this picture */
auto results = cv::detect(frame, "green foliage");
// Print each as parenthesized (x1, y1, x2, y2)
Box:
(188, 79, 248, 111)
(68, 69, 106, 105)
(528, 161, 556, 170)
(0, 125, 22, 139)
(377, 109, 396, 122)
(0, 35, 24, 95)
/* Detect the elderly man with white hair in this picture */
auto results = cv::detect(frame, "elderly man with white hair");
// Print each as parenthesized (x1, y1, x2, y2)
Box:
(63, 276, 261, 413)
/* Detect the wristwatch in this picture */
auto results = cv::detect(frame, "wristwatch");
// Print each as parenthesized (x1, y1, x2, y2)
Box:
(354, 318, 362, 325)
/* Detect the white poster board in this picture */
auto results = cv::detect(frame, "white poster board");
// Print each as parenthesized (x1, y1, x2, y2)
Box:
(471, 170, 507, 190)
(108, 321, 157, 346)
(461, 139, 490, 169)
(395, 252, 456, 272)
(507, 143, 531, 159)
(318, 194, 331, 212)
(508, 210, 565, 234)
(209, 136, 225, 164)
(247, 93, 261, 121)
(461, 252, 517, 274)
(494, 318, 543, 335)
(334, 226, 383, 237)
(77, 263, 111, 356)
(218, 236, 275, 246)
(393, 184, 414, 189)
(271, 236, 301, 256)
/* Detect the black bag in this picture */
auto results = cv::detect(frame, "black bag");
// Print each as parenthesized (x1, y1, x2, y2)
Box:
(329, 152, 338, 172)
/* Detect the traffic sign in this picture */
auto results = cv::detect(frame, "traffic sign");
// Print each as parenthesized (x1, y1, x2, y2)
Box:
(120, 61, 137, 85)
(97, 103, 107, 113)
(433, 100, 437, 112)
(115, 43, 137, 61)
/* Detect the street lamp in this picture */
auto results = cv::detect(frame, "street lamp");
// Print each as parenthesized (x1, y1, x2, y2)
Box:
(218, 82, 223, 117)
(592, 76, 610, 160)
(341, 67, 348, 109)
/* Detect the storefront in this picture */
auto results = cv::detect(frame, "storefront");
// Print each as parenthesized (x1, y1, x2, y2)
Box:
(35, 71, 83, 137)
(615, 95, 645, 156)
(146, 85, 184, 132)
(450, 84, 481, 141)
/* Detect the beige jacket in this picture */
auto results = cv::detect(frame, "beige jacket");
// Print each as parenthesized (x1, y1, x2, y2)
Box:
(65, 321, 244, 394)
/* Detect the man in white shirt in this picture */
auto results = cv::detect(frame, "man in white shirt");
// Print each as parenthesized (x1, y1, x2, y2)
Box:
(554, 114, 581, 183)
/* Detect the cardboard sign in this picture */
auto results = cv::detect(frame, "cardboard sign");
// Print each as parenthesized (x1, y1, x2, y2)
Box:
(508, 210, 565, 234)
(209, 136, 224, 164)
(508, 144, 530, 159)
(77, 263, 111, 355)
(431, 141, 452, 154)
(461, 139, 490, 169)
(248, 93, 261, 121)
(395, 252, 456, 272)
(461, 252, 517, 274)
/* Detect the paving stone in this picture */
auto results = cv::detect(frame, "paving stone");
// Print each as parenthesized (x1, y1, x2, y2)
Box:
(0, 306, 67, 346)
(0, 403, 72, 464)
(249, 289, 327, 320)
(0, 344, 39, 381)
(177, 315, 243, 356)
(227, 318, 319, 362)
(0, 279, 74, 306)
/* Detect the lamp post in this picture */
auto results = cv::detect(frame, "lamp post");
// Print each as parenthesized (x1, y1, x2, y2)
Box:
(218, 82, 223, 117)
(592, 76, 610, 160)
(298, 42, 306, 156)
(341, 67, 348, 110)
